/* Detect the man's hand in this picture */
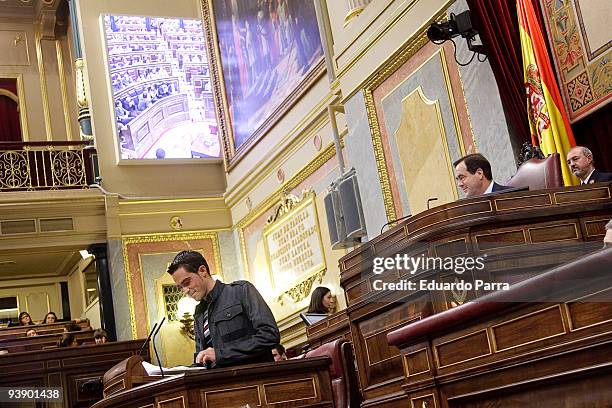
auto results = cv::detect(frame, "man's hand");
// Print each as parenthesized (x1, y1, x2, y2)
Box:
(195, 347, 216, 365)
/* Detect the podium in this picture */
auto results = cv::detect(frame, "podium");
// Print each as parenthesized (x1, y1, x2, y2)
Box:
(337, 183, 612, 408)
(93, 357, 335, 408)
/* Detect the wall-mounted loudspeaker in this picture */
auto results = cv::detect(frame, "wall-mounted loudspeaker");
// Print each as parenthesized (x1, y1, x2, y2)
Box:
(339, 169, 367, 240)
(324, 188, 344, 248)
(324, 168, 367, 249)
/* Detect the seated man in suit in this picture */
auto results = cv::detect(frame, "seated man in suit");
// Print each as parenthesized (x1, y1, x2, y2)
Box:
(566, 146, 612, 184)
(454, 153, 511, 197)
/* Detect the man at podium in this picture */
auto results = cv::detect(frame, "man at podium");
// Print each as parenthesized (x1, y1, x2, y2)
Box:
(168, 250, 280, 368)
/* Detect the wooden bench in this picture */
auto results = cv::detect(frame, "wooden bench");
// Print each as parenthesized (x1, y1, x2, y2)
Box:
(0, 339, 148, 408)
(0, 328, 96, 353)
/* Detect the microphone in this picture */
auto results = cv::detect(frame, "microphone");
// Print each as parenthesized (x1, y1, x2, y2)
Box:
(427, 197, 438, 210)
(137, 322, 158, 358)
(380, 213, 412, 235)
(152, 317, 165, 377)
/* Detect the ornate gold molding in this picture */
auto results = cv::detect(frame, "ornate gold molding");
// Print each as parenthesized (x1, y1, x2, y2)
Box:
(277, 268, 325, 305)
(266, 192, 307, 225)
(35, 30, 53, 141)
(341, 1, 455, 103)
(55, 40, 73, 141)
(234, 139, 342, 290)
(75, 58, 88, 108)
(363, 32, 430, 222)
(0, 89, 18, 103)
(344, 6, 364, 27)
(199, 0, 326, 170)
(362, 10, 449, 222)
(236, 141, 341, 229)
(121, 231, 224, 339)
(263, 190, 326, 301)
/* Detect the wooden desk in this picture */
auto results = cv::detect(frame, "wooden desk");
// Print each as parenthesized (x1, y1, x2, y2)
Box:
(124, 93, 189, 157)
(92, 358, 334, 408)
(338, 184, 612, 407)
(0, 339, 147, 408)
(387, 247, 612, 407)
(306, 310, 351, 349)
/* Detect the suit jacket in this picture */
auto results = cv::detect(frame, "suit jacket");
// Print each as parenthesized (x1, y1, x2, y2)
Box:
(491, 182, 513, 193)
(585, 170, 612, 184)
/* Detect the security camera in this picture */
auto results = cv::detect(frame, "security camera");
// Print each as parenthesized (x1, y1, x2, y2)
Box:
(427, 11, 486, 56)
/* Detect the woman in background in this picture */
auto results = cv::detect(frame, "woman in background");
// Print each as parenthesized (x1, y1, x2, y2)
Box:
(307, 286, 336, 314)
(42, 312, 57, 324)
(18, 312, 34, 326)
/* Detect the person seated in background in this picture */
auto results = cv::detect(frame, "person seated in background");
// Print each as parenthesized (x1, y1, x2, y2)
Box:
(604, 220, 612, 247)
(454, 153, 512, 198)
(26, 328, 37, 337)
(272, 344, 288, 361)
(58, 333, 78, 348)
(566, 146, 612, 185)
(307, 286, 336, 315)
(18, 312, 34, 326)
(64, 322, 81, 333)
(43, 311, 57, 324)
(115, 101, 130, 124)
(93, 329, 108, 344)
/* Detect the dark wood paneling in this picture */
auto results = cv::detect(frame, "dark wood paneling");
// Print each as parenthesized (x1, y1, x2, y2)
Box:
(492, 306, 566, 351)
(202, 386, 260, 407)
(92, 358, 334, 408)
(0, 340, 146, 408)
(389, 249, 612, 408)
(339, 184, 612, 407)
(435, 330, 490, 368)
(452, 372, 612, 408)
(405, 348, 429, 377)
(264, 378, 317, 403)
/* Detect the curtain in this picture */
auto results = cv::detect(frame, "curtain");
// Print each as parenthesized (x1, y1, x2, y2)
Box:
(0, 79, 21, 142)
(466, 0, 548, 145)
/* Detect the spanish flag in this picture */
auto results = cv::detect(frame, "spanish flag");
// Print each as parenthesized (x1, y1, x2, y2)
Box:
(517, 0, 577, 186)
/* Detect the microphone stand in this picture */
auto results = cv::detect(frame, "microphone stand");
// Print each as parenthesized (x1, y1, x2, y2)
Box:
(137, 322, 158, 358)
(380, 214, 412, 235)
(152, 317, 165, 377)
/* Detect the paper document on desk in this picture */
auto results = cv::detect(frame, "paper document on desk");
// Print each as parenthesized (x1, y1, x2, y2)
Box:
(141, 361, 207, 376)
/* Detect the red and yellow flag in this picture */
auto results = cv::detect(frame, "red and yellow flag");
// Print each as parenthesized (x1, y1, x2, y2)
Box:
(517, 0, 577, 185)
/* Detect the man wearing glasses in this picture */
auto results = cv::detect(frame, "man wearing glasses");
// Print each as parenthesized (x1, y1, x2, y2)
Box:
(168, 250, 280, 368)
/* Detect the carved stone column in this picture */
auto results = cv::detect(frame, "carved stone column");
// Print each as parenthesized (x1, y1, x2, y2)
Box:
(68, 0, 93, 142)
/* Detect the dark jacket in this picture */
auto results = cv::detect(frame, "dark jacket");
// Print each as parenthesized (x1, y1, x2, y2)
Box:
(491, 182, 513, 192)
(586, 170, 612, 184)
(194, 280, 280, 368)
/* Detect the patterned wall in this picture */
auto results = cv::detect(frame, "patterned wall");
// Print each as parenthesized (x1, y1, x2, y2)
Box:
(540, 0, 611, 122)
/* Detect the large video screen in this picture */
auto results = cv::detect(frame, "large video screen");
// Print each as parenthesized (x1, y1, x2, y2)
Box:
(103, 15, 220, 160)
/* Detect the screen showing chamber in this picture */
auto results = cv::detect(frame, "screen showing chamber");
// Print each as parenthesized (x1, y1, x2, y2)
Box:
(103, 15, 220, 159)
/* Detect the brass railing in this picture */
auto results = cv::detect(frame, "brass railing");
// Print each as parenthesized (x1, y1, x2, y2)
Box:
(0, 141, 97, 191)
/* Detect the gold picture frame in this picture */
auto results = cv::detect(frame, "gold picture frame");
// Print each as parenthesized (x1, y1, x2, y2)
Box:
(262, 191, 326, 303)
(199, 0, 326, 170)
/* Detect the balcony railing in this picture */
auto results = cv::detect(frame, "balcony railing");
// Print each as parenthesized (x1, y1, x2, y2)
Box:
(0, 141, 97, 191)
